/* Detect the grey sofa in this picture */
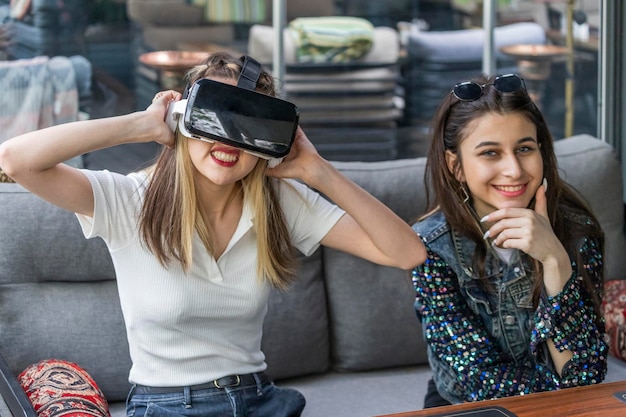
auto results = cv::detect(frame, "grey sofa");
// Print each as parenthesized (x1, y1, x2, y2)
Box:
(1, 134, 625, 417)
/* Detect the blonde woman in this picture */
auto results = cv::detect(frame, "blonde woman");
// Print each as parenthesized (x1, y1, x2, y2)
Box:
(0, 51, 426, 417)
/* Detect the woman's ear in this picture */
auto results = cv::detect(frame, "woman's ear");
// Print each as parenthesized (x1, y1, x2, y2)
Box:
(445, 150, 465, 182)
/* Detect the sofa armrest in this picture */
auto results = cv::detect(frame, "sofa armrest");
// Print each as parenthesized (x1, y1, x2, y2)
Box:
(0, 354, 36, 417)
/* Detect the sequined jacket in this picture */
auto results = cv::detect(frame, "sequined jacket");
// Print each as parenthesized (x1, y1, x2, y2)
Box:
(412, 210, 607, 404)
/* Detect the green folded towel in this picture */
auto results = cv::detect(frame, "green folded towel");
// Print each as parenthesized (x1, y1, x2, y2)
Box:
(288, 16, 375, 63)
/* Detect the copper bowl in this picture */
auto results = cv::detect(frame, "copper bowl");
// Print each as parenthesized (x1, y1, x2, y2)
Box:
(500, 44, 569, 61)
(139, 50, 210, 72)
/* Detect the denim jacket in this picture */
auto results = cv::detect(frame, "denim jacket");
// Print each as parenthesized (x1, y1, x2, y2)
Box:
(412, 210, 607, 404)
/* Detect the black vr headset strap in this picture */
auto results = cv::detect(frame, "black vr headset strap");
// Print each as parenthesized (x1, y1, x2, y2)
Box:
(237, 56, 262, 91)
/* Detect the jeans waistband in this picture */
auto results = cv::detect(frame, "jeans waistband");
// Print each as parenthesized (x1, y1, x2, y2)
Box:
(134, 372, 271, 395)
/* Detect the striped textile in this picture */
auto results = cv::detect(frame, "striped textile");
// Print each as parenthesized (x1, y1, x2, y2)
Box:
(190, 0, 266, 23)
(288, 16, 375, 63)
(0, 55, 78, 142)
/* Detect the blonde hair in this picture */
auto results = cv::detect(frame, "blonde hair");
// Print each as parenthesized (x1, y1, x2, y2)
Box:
(139, 51, 296, 289)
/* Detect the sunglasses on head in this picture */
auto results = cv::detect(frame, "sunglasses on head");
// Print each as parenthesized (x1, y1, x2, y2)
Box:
(451, 73, 526, 101)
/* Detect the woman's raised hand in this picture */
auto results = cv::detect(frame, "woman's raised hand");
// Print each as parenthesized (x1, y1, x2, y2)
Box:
(148, 90, 182, 148)
(267, 126, 325, 186)
(481, 182, 572, 295)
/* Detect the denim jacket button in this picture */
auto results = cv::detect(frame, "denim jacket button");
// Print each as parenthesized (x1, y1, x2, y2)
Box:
(504, 315, 516, 325)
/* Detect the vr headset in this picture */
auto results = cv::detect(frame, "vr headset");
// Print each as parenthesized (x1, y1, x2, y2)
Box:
(165, 56, 300, 167)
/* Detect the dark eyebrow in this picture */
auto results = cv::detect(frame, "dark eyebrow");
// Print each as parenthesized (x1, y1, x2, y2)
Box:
(474, 137, 537, 149)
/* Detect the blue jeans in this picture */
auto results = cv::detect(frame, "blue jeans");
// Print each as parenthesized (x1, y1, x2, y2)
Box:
(126, 379, 305, 417)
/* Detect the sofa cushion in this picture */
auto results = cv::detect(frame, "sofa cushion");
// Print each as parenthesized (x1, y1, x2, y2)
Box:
(553, 134, 626, 280)
(0, 185, 115, 284)
(1, 281, 131, 402)
(326, 158, 430, 371)
(263, 250, 330, 380)
(18, 359, 110, 417)
(0, 185, 131, 402)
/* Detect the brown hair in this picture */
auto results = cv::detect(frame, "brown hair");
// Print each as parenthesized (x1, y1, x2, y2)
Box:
(423, 74, 604, 311)
(138, 51, 296, 289)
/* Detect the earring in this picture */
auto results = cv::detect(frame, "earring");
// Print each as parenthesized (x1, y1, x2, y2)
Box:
(460, 184, 470, 204)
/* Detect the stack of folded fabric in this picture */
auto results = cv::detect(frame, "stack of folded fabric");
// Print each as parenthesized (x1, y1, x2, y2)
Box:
(0, 55, 90, 142)
(248, 18, 402, 162)
(402, 22, 546, 157)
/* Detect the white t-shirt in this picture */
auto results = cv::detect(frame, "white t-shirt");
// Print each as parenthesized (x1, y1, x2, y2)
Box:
(76, 169, 344, 387)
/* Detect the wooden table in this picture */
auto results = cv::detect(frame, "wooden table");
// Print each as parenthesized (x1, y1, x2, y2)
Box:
(375, 381, 626, 417)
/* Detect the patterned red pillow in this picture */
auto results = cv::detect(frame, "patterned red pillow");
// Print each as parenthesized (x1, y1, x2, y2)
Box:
(18, 359, 110, 417)
(603, 280, 626, 362)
